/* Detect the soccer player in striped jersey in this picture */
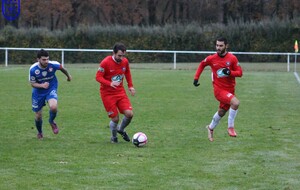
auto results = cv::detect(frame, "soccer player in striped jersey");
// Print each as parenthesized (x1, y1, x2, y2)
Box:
(29, 49, 72, 139)
(96, 43, 136, 143)
(193, 37, 243, 142)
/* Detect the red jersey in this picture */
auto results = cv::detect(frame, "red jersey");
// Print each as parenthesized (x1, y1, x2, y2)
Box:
(194, 52, 243, 90)
(96, 56, 133, 94)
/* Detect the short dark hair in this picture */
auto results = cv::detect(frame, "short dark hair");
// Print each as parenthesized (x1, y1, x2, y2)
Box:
(37, 49, 49, 58)
(216, 37, 228, 45)
(113, 43, 126, 53)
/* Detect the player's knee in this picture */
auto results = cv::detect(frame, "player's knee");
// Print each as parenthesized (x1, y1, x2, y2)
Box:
(231, 98, 240, 109)
(49, 105, 57, 112)
(35, 112, 42, 120)
(111, 115, 119, 123)
(218, 109, 226, 117)
(124, 110, 133, 118)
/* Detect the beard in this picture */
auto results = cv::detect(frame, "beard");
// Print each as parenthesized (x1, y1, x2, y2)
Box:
(217, 48, 226, 56)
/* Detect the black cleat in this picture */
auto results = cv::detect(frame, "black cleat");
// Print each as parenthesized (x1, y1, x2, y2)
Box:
(117, 130, 130, 142)
(111, 137, 118, 143)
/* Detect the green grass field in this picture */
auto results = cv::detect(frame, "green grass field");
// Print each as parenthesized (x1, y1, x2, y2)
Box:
(0, 63, 300, 190)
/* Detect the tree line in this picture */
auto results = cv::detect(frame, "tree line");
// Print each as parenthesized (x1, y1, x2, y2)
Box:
(1, 0, 300, 30)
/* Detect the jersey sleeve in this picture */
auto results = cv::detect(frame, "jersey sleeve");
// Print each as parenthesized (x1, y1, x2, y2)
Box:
(124, 60, 133, 88)
(95, 61, 111, 86)
(194, 56, 210, 80)
(229, 57, 243, 77)
(50, 61, 62, 70)
(29, 68, 36, 83)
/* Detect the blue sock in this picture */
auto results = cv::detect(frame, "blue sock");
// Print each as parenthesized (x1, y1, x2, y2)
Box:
(35, 119, 43, 133)
(49, 110, 57, 124)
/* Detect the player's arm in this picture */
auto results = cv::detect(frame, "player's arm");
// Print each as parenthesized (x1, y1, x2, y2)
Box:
(60, 67, 72, 81)
(29, 69, 49, 89)
(228, 57, 243, 77)
(95, 66, 111, 86)
(193, 58, 208, 86)
(95, 61, 120, 88)
(124, 63, 135, 96)
(30, 82, 49, 89)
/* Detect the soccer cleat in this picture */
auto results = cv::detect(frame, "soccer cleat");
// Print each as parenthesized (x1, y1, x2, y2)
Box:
(206, 125, 214, 142)
(111, 137, 118, 143)
(227, 127, 237, 137)
(50, 122, 59, 134)
(117, 130, 130, 142)
(37, 133, 43, 139)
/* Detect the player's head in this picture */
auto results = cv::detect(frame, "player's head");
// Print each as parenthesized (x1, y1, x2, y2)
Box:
(215, 37, 228, 56)
(37, 49, 49, 58)
(113, 43, 126, 63)
(37, 49, 49, 68)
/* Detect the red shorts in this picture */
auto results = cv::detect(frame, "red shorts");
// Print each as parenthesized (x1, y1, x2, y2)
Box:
(101, 93, 132, 118)
(213, 86, 235, 111)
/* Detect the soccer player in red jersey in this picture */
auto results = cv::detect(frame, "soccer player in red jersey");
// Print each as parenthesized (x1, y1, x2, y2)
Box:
(95, 43, 136, 143)
(193, 37, 243, 142)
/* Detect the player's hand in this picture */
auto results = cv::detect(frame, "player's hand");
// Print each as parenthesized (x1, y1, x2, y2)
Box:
(42, 82, 49, 89)
(222, 68, 231, 76)
(110, 81, 120, 88)
(67, 75, 72, 81)
(193, 79, 200, 87)
(128, 87, 135, 96)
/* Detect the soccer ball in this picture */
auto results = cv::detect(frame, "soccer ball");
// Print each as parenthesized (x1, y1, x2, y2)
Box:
(132, 132, 148, 147)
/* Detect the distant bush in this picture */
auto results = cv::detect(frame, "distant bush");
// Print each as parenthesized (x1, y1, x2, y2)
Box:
(0, 18, 299, 64)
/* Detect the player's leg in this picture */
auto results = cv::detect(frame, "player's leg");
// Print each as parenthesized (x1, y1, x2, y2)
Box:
(35, 110, 43, 139)
(206, 108, 226, 142)
(48, 98, 59, 134)
(209, 108, 226, 130)
(48, 98, 58, 123)
(206, 87, 231, 141)
(46, 90, 59, 134)
(119, 110, 133, 131)
(211, 87, 229, 130)
(32, 92, 46, 139)
(117, 96, 133, 142)
(101, 94, 119, 143)
(110, 115, 119, 143)
(227, 96, 240, 137)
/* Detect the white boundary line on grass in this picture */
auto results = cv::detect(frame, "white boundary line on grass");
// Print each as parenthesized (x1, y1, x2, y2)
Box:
(294, 72, 300, 84)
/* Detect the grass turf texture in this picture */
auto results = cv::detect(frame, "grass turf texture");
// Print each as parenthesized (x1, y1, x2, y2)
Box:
(0, 63, 300, 189)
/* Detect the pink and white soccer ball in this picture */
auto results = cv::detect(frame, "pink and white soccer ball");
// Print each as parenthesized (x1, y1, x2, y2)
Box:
(132, 132, 148, 147)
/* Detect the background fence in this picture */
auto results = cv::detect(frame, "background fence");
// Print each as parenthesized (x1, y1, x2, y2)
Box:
(0, 47, 299, 72)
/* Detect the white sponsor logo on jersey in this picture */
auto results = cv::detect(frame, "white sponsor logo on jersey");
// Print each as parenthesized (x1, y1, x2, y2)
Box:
(42, 71, 47, 77)
(216, 68, 227, 78)
(111, 75, 123, 82)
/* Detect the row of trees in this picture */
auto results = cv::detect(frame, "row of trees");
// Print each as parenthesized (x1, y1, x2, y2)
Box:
(1, 18, 299, 64)
(1, 0, 300, 30)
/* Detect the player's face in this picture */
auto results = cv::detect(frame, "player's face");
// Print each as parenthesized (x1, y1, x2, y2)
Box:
(113, 50, 126, 63)
(38, 56, 49, 68)
(216, 41, 227, 56)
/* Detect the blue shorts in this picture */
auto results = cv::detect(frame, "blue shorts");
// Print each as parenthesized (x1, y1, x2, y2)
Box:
(32, 89, 58, 112)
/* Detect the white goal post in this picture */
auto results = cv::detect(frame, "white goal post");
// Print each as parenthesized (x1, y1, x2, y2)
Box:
(0, 47, 298, 71)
